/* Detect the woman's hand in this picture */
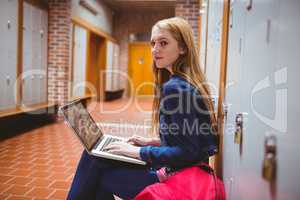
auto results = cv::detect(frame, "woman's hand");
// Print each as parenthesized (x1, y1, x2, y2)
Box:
(103, 141, 141, 159)
(126, 135, 152, 146)
(127, 135, 161, 146)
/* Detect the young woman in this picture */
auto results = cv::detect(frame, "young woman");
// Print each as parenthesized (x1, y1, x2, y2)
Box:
(67, 17, 218, 200)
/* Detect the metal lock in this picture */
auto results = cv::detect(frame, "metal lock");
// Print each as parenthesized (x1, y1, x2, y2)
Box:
(234, 125, 242, 144)
(262, 134, 277, 182)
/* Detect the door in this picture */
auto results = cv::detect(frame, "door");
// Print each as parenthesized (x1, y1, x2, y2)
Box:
(128, 42, 153, 96)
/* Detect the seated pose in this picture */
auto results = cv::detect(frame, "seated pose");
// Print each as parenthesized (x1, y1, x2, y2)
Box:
(67, 17, 218, 200)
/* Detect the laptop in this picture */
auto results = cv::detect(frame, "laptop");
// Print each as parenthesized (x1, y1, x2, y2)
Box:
(59, 100, 146, 165)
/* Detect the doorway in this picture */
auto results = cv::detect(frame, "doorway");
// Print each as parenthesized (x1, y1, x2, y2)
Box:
(128, 42, 154, 96)
(85, 32, 106, 101)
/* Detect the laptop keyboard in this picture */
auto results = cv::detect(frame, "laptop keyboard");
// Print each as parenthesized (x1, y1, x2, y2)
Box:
(100, 137, 121, 151)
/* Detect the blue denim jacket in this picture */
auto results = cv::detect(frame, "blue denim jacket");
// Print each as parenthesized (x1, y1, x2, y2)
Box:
(140, 75, 218, 169)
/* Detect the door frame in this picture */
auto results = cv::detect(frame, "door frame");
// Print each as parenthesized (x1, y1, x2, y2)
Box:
(214, 0, 230, 178)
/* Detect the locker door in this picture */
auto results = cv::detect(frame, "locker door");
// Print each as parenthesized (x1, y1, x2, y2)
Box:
(72, 25, 87, 97)
(112, 43, 120, 91)
(205, 0, 223, 97)
(22, 2, 34, 105)
(0, 49, 6, 110)
(39, 9, 48, 103)
(275, 0, 300, 198)
(31, 6, 41, 105)
(0, 1, 7, 110)
(3, 0, 18, 110)
(6, 49, 17, 109)
(222, 0, 247, 199)
(239, 0, 300, 199)
(199, 0, 208, 71)
(105, 40, 114, 91)
(233, 0, 280, 199)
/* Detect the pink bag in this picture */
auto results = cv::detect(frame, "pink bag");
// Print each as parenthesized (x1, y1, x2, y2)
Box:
(134, 166, 225, 200)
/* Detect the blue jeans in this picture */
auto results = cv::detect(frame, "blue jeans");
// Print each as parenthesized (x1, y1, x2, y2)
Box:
(67, 151, 159, 200)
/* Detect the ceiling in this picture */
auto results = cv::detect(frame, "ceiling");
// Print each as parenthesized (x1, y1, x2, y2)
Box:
(100, 0, 176, 13)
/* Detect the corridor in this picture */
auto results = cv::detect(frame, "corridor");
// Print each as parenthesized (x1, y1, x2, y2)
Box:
(0, 98, 153, 199)
(0, 0, 300, 199)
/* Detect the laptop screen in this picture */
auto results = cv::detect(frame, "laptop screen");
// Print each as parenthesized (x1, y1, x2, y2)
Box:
(60, 101, 103, 151)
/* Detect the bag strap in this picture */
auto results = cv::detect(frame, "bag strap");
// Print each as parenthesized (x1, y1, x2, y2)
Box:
(198, 163, 221, 200)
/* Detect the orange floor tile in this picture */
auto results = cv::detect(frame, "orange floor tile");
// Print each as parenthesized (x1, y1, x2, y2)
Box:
(0, 97, 153, 200)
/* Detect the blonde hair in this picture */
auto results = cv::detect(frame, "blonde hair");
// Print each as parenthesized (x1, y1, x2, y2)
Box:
(151, 17, 218, 134)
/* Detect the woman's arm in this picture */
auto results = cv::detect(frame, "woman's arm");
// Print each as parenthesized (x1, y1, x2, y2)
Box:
(149, 137, 161, 146)
(139, 84, 218, 168)
(127, 135, 161, 146)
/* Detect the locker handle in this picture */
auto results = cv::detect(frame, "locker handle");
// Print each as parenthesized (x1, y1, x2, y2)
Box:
(229, 9, 233, 28)
(246, 0, 253, 11)
(40, 30, 44, 38)
(7, 20, 11, 29)
(6, 76, 10, 85)
(222, 103, 229, 119)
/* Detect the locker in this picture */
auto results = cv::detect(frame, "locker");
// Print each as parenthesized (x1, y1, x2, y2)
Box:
(72, 25, 87, 97)
(0, 0, 18, 111)
(39, 74, 47, 103)
(199, 0, 208, 71)
(39, 9, 48, 103)
(105, 41, 114, 91)
(22, 2, 48, 106)
(205, 0, 224, 96)
(112, 44, 120, 91)
(233, 0, 279, 199)
(222, 0, 247, 199)
(22, 2, 34, 105)
(31, 5, 41, 105)
(5, 49, 17, 109)
(22, 74, 34, 105)
(0, 49, 6, 110)
(32, 7, 41, 70)
(0, 1, 6, 109)
(274, 1, 300, 198)
(222, 0, 300, 199)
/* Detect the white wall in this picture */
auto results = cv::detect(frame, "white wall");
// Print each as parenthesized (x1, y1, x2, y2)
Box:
(71, 0, 113, 35)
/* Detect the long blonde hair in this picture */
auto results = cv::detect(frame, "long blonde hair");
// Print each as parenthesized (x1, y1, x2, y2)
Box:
(151, 17, 218, 134)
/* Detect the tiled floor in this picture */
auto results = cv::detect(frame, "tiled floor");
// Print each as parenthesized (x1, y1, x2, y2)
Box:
(0, 97, 153, 200)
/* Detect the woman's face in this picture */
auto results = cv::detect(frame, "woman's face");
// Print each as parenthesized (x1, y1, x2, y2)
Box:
(150, 27, 183, 72)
